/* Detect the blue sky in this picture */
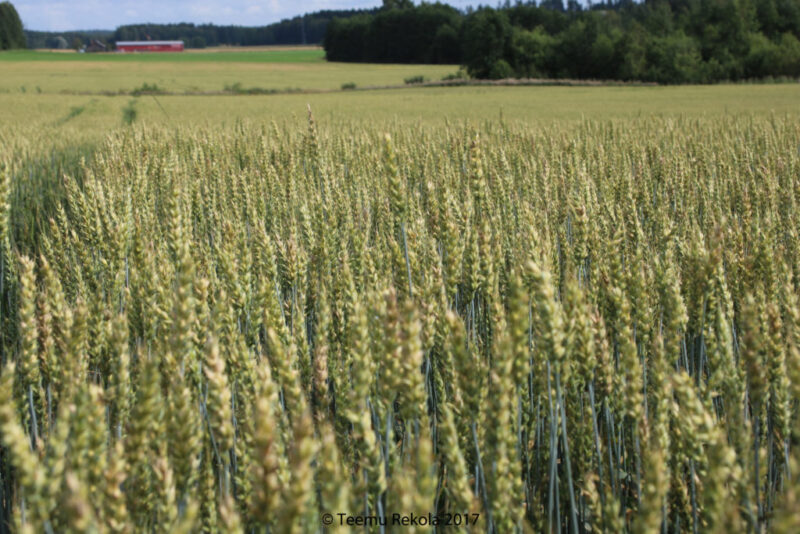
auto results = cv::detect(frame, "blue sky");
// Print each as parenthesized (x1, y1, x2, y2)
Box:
(15, 1, 483, 32)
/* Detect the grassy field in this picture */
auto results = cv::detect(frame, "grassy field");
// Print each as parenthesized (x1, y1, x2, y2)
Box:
(0, 48, 457, 94)
(0, 48, 326, 62)
(1, 46, 796, 120)
(2, 84, 799, 132)
(1, 49, 800, 533)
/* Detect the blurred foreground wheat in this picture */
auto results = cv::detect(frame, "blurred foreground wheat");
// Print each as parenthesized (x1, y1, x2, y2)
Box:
(0, 114, 799, 533)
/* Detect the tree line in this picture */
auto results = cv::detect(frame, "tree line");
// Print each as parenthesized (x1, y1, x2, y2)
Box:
(324, 0, 800, 83)
(112, 10, 377, 49)
(22, 8, 376, 50)
(324, 2, 462, 63)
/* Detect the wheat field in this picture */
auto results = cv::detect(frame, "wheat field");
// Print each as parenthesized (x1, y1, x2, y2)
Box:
(0, 108, 799, 533)
(0, 49, 455, 94)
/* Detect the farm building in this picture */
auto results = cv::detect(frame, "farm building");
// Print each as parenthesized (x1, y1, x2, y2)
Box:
(86, 39, 107, 53)
(116, 41, 184, 52)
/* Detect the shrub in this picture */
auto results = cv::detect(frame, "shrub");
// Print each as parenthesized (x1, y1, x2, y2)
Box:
(489, 59, 514, 80)
(403, 75, 427, 84)
(131, 82, 164, 96)
(441, 68, 468, 81)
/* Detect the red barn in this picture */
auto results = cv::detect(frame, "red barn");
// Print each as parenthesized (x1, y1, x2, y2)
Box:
(116, 41, 184, 52)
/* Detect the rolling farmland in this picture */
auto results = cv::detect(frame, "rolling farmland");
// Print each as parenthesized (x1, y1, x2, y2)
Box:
(1, 48, 800, 533)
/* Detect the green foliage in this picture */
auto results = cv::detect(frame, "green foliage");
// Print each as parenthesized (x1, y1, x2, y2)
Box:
(130, 82, 164, 96)
(644, 31, 707, 84)
(441, 67, 468, 81)
(488, 58, 514, 79)
(223, 82, 303, 95)
(324, 2, 462, 63)
(745, 31, 800, 78)
(382, 0, 413, 10)
(189, 35, 206, 49)
(431, 23, 461, 63)
(121, 99, 137, 125)
(340, 81, 356, 90)
(0, 1, 25, 50)
(324, 1, 800, 83)
(510, 27, 556, 78)
(403, 74, 427, 84)
(461, 8, 513, 79)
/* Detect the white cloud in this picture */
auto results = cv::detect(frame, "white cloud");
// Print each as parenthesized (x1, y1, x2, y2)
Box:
(13, 1, 482, 32)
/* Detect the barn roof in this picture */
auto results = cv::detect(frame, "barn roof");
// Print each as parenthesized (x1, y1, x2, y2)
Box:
(116, 41, 184, 46)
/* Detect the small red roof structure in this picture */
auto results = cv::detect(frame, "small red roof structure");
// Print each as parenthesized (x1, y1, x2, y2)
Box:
(116, 41, 184, 52)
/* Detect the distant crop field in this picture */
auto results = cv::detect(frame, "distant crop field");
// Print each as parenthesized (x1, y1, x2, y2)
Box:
(0, 48, 457, 94)
(1, 85, 798, 136)
(0, 47, 326, 63)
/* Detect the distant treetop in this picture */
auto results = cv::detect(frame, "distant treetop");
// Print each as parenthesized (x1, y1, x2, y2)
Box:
(0, 1, 25, 50)
(323, 0, 800, 83)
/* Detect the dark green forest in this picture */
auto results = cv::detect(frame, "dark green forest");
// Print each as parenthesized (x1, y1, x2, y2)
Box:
(0, 1, 25, 49)
(23, 9, 377, 49)
(324, 0, 800, 83)
(111, 9, 377, 48)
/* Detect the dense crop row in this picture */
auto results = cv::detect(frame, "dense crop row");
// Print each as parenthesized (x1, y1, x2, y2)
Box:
(0, 114, 799, 532)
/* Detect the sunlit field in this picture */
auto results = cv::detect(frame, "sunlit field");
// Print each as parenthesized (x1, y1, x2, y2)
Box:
(1, 47, 800, 533)
(0, 48, 457, 93)
(1, 83, 798, 133)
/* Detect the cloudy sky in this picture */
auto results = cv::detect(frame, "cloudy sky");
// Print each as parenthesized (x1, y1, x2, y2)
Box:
(15, 1, 482, 32)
